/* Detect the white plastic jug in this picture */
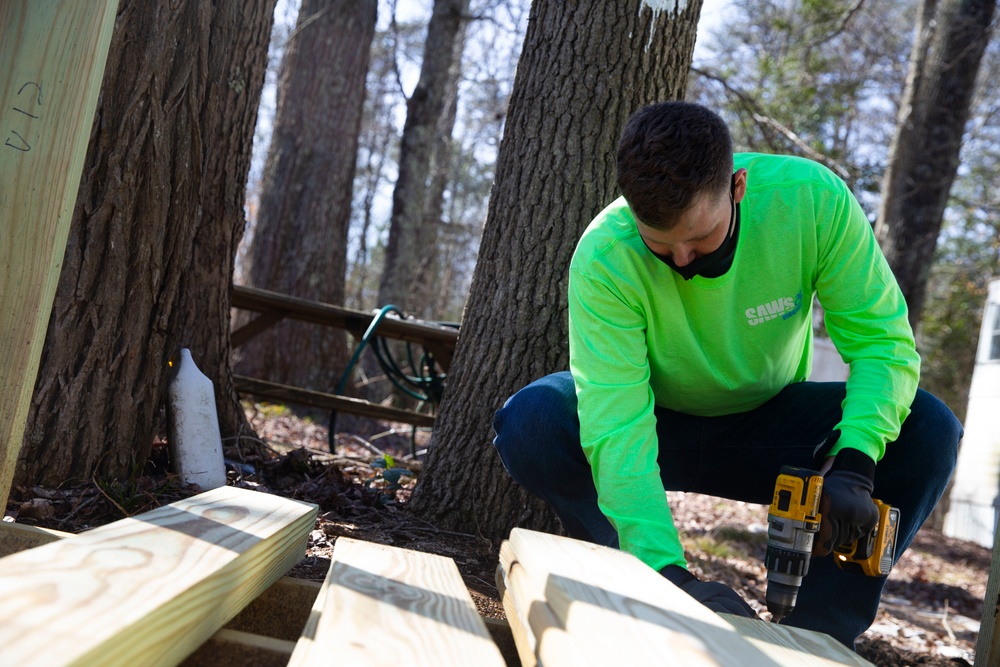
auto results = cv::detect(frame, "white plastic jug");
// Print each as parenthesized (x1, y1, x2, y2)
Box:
(166, 349, 227, 490)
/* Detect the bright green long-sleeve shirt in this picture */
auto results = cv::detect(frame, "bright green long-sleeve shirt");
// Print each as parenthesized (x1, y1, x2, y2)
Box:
(567, 153, 918, 571)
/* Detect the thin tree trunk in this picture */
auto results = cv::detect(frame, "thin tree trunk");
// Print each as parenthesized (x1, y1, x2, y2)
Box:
(875, 0, 996, 330)
(17, 0, 276, 486)
(408, 0, 703, 544)
(411, 21, 465, 322)
(236, 0, 377, 393)
(377, 0, 471, 315)
(361, 0, 470, 403)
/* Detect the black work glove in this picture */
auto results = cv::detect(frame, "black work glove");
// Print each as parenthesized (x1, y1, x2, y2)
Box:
(660, 565, 758, 618)
(815, 446, 879, 555)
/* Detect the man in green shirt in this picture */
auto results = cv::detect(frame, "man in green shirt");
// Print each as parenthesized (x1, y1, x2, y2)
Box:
(493, 101, 961, 647)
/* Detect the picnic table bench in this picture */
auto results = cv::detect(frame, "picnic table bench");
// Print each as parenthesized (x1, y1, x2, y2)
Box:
(231, 285, 457, 428)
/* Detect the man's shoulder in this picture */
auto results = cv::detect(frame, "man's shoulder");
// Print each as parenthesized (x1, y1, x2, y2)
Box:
(574, 196, 640, 263)
(736, 152, 846, 192)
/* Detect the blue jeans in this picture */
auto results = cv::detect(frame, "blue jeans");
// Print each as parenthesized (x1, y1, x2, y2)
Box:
(492, 371, 961, 648)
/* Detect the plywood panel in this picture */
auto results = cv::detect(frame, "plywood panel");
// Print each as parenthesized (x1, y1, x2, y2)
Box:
(0, 0, 120, 510)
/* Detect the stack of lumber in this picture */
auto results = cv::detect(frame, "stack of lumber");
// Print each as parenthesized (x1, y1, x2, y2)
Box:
(0, 493, 894, 666)
(0, 489, 511, 667)
(497, 527, 875, 667)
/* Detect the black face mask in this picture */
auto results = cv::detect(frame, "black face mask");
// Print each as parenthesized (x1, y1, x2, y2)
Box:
(645, 181, 741, 281)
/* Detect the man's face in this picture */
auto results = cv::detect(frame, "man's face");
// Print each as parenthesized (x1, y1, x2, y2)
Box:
(636, 169, 747, 268)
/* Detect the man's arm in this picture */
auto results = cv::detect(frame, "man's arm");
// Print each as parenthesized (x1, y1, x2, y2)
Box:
(568, 266, 685, 571)
(812, 175, 918, 551)
(813, 176, 919, 463)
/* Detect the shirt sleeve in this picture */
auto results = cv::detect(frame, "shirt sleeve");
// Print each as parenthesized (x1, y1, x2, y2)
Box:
(814, 178, 919, 462)
(568, 265, 686, 571)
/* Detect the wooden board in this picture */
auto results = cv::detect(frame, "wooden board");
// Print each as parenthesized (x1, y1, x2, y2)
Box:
(287, 536, 506, 667)
(975, 515, 1000, 667)
(503, 528, 874, 667)
(722, 615, 875, 667)
(180, 629, 295, 667)
(235, 375, 435, 427)
(0, 521, 321, 642)
(225, 576, 322, 641)
(507, 527, 775, 666)
(499, 539, 588, 667)
(0, 520, 70, 558)
(0, 486, 317, 667)
(0, 0, 120, 514)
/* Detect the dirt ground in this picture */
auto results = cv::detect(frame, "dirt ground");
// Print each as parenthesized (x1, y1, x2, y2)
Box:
(5, 405, 989, 667)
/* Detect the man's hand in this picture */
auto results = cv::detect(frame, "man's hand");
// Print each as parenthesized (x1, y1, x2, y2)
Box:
(660, 565, 758, 618)
(813, 447, 879, 556)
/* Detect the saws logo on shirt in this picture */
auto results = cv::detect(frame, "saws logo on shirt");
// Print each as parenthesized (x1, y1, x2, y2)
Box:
(745, 290, 803, 326)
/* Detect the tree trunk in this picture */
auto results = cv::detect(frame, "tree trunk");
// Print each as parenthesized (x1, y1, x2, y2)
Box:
(875, 0, 996, 330)
(235, 0, 377, 393)
(412, 65, 462, 322)
(17, 0, 276, 487)
(376, 0, 471, 315)
(408, 0, 703, 544)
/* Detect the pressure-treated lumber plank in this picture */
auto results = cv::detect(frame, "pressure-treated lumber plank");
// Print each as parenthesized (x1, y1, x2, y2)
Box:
(505, 529, 874, 667)
(225, 576, 323, 641)
(499, 540, 538, 667)
(0, 521, 70, 558)
(482, 616, 520, 667)
(508, 527, 775, 666)
(975, 516, 1000, 667)
(0, 523, 318, 642)
(722, 615, 874, 667)
(0, 523, 317, 663)
(0, 0, 119, 514)
(288, 536, 506, 667)
(235, 375, 435, 427)
(0, 486, 317, 667)
(180, 629, 296, 667)
(498, 539, 587, 667)
(500, 576, 537, 667)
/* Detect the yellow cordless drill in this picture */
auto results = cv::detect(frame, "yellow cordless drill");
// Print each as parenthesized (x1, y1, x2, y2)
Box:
(763, 466, 900, 622)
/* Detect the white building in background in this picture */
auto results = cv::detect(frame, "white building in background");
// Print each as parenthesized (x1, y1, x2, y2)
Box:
(944, 278, 1000, 548)
(810, 336, 849, 382)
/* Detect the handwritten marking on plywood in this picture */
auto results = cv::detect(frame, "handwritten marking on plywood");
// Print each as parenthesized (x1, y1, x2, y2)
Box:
(0, 0, 120, 511)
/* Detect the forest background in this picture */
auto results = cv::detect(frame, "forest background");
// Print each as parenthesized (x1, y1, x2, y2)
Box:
(244, 0, 998, 425)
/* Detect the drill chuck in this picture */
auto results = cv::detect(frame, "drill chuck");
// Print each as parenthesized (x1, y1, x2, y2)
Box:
(764, 545, 812, 618)
(764, 581, 799, 621)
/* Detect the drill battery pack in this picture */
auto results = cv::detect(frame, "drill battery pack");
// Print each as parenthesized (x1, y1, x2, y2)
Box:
(833, 500, 900, 576)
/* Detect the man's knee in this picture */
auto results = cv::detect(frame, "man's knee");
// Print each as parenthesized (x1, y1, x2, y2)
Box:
(904, 389, 962, 468)
(492, 371, 579, 486)
(493, 372, 576, 446)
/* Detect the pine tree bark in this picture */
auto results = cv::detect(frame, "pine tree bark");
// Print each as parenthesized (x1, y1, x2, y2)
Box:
(17, 0, 276, 486)
(411, 59, 462, 322)
(236, 0, 377, 393)
(875, 0, 996, 330)
(377, 0, 470, 315)
(408, 0, 703, 543)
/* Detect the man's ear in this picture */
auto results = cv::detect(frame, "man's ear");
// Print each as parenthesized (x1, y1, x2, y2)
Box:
(733, 168, 748, 204)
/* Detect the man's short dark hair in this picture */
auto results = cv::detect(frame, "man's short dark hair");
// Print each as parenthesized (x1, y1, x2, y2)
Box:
(616, 101, 734, 230)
